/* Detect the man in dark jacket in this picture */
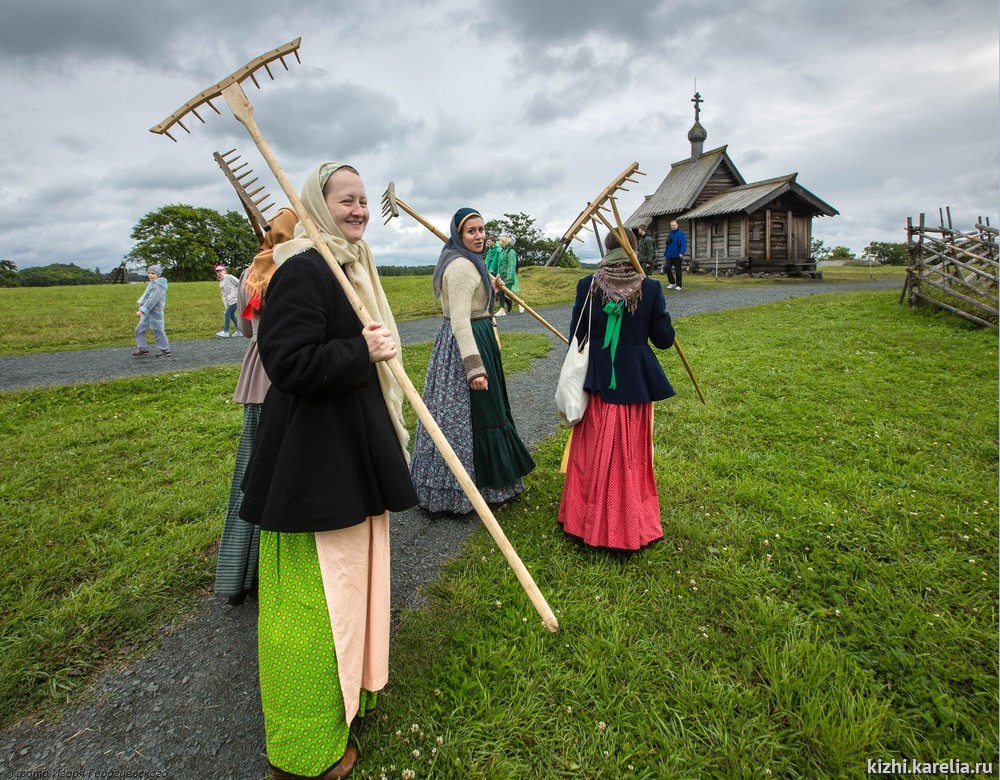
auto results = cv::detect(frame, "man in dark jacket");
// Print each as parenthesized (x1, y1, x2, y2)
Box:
(636, 223, 656, 274)
(661, 219, 688, 289)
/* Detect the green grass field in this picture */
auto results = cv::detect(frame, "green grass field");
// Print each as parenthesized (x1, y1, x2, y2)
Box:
(0, 265, 906, 355)
(0, 275, 993, 778)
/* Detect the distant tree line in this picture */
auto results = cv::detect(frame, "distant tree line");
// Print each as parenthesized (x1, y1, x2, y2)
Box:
(811, 239, 907, 266)
(377, 265, 437, 276)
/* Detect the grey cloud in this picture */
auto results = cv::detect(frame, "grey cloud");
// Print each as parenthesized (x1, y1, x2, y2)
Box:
(251, 76, 425, 168)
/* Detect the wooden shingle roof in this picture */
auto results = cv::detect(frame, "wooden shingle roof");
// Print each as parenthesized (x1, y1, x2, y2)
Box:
(679, 174, 839, 219)
(626, 145, 745, 225)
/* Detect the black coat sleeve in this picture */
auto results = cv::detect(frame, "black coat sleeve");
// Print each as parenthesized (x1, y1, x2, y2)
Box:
(257, 252, 370, 397)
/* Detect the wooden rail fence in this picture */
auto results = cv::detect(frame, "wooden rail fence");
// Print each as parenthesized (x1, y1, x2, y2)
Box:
(901, 209, 998, 328)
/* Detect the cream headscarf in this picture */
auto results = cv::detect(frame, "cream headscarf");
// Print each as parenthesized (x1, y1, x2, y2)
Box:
(273, 161, 409, 458)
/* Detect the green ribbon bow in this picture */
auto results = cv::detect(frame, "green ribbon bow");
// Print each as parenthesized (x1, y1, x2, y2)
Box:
(602, 299, 624, 390)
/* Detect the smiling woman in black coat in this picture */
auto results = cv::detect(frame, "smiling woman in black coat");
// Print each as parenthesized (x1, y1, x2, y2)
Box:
(558, 228, 675, 552)
(238, 162, 416, 780)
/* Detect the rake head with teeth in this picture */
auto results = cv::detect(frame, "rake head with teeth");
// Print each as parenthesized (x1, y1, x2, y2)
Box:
(380, 181, 400, 224)
(150, 38, 302, 141)
(213, 149, 275, 243)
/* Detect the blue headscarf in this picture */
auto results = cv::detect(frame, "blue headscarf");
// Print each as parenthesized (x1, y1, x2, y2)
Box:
(432, 208, 495, 311)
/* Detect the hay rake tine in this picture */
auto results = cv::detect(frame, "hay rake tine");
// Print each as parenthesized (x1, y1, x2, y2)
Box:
(213, 149, 276, 244)
(151, 42, 559, 634)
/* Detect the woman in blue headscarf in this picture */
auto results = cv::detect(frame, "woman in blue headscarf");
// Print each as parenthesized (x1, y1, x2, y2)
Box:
(410, 208, 534, 515)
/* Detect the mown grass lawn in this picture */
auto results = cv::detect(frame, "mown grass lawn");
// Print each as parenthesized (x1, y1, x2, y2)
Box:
(358, 290, 996, 779)
(0, 286, 993, 779)
(0, 266, 905, 355)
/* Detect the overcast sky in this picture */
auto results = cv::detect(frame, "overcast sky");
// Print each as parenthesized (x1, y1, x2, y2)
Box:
(1, 0, 997, 271)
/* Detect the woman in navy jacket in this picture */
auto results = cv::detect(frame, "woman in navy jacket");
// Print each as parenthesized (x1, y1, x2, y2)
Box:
(559, 228, 675, 551)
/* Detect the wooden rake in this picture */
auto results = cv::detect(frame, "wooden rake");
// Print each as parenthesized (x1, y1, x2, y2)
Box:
(150, 40, 559, 633)
(381, 182, 569, 346)
(544, 162, 645, 267)
(213, 148, 277, 244)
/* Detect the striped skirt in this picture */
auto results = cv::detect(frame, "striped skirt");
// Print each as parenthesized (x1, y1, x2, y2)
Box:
(214, 403, 261, 599)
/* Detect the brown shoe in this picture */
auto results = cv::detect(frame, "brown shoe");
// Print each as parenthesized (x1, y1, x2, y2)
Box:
(321, 742, 359, 779)
(270, 743, 358, 780)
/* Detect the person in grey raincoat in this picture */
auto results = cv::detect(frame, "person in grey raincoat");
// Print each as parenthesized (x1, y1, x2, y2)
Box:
(133, 265, 170, 357)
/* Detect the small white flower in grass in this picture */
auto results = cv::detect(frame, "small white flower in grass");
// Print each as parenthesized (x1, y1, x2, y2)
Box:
(437, 736, 444, 745)
(431, 748, 437, 755)
(433, 689, 441, 697)
(763, 539, 770, 547)
(774, 534, 780, 539)
(598, 721, 607, 731)
(766, 554, 772, 562)
(566, 706, 573, 714)
(396, 730, 402, 737)
(603, 751, 610, 759)
(495, 600, 502, 607)
(481, 556, 487, 562)
(402, 770, 415, 780)
(413, 749, 421, 758)
(411, 723, 420, 733)
(692, 586, 698, 592)
(522, 617, 527, 623)
(807, 567, 813, 572)
(835, 610, 841, 617)
(628, 765, 634, 771)
(969, 559, 977, 564)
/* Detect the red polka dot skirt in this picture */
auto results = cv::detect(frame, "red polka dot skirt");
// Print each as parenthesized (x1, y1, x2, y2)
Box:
(558, 394, 663, 551)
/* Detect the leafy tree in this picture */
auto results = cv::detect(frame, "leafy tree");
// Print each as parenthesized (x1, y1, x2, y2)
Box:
(126, 204, 259, 282)
(829, 245, 856, 260)
(0, 259, 18, 287)
(17, 263, 104, 287)
(484, 212, 545, 267)
(810, 239, 832, 261)
(537, 238, 580, 268)
(862, 241, 908, 266)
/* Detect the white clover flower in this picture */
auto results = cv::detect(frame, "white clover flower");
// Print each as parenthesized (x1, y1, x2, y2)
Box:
(598, 721, 607, 731)
(413, 749, 421, 758)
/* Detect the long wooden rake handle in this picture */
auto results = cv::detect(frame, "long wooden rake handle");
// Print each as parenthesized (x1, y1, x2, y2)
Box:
(213, 83, 558, 632)
(382, 184, 569, 345)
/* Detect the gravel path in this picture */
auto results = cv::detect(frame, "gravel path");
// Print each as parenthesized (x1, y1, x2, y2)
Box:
(0, 279, 897, 778)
